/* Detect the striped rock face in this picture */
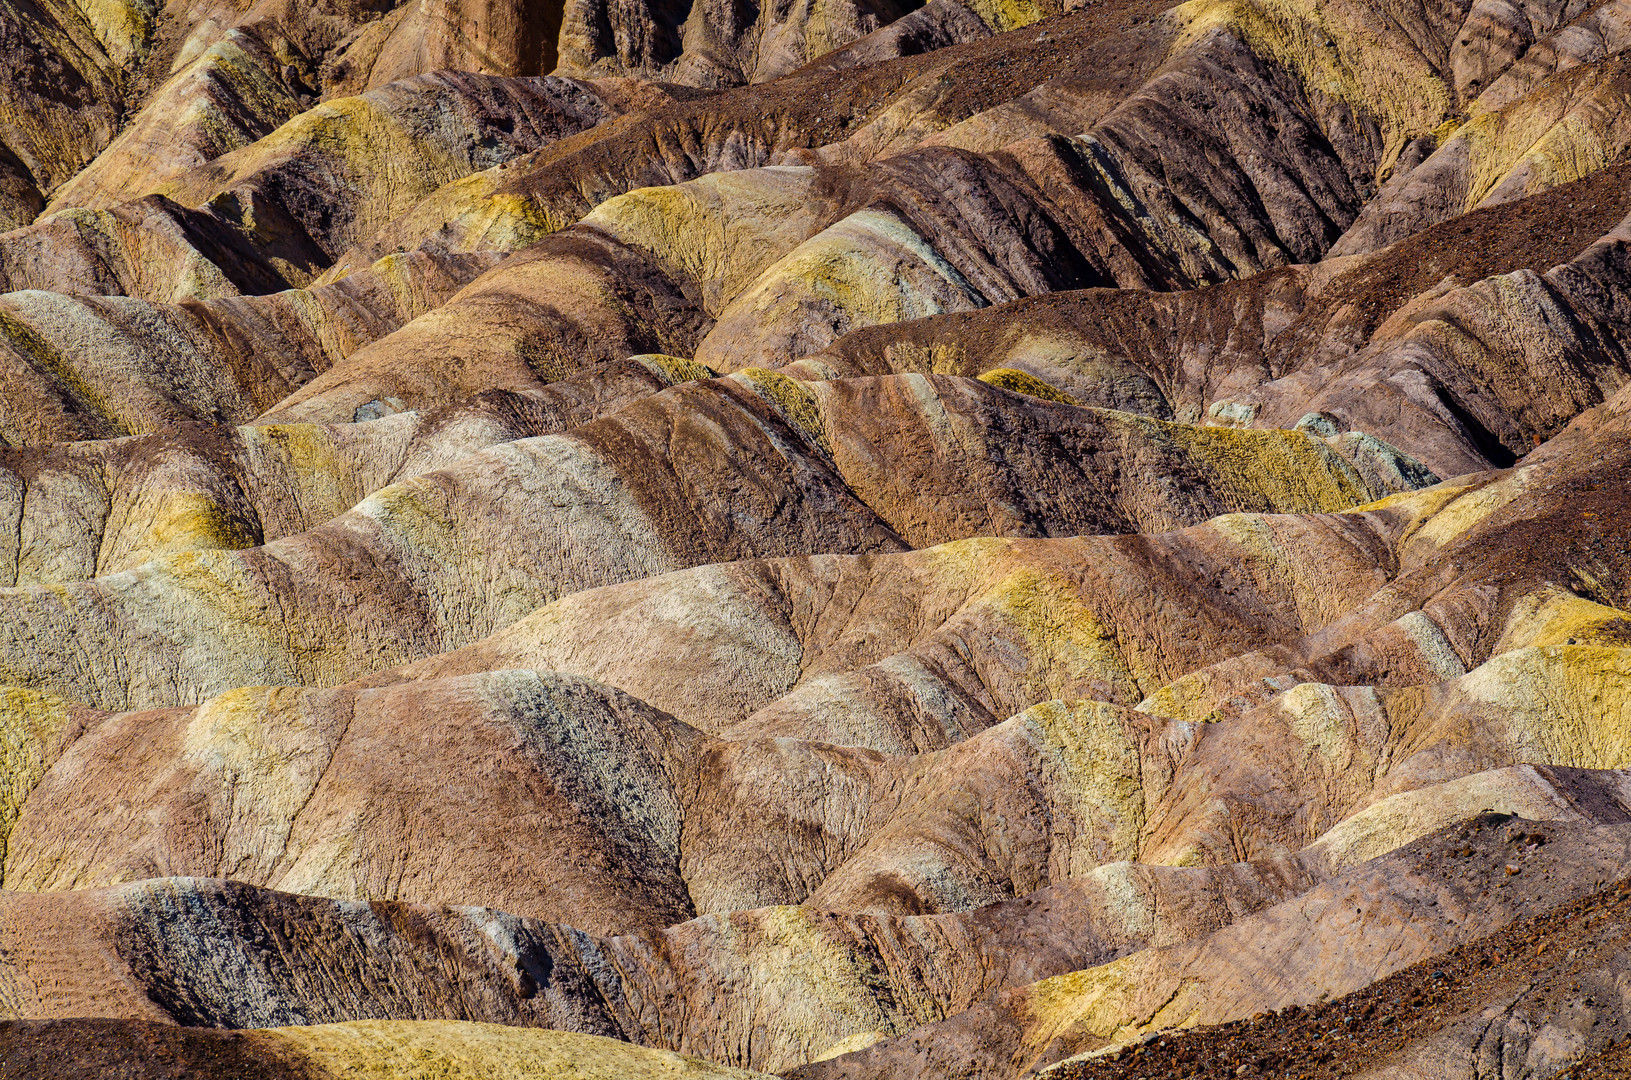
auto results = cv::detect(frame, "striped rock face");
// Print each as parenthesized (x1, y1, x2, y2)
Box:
(6, 0, 1631, 1078)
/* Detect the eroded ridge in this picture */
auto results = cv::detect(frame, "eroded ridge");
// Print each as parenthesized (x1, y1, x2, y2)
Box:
(3, 0, 1631, 1077)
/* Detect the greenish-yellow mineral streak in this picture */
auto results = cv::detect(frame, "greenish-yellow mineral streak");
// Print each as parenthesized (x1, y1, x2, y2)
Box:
(265, 1021, 776, 1080)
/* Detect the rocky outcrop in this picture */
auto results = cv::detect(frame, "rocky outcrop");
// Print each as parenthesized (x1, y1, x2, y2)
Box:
(328, 0, 1178, 267)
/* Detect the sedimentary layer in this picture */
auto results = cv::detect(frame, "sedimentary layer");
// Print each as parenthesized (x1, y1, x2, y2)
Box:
(6, 0, 1631, 1076)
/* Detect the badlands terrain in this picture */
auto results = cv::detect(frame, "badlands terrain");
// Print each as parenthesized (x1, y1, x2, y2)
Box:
(2, 0, 1631, 1076)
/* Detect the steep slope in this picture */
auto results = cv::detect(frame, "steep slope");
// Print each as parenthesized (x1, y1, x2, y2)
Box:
(1048, 877, 1631, 1079)
(0, 0, 127, 228)
(42, 29, 309, 217)
(0, 0, 524, 232)
(803, 161, 1631, 477)
(325, 0, 1179, 266)
(265, 111, 1631, 435)
(0, 72, 616, 303)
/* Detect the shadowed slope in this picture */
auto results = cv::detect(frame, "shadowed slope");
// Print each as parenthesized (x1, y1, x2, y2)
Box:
(267, 84, 1631, 432)
(0, 0, 544, 234)
(330, 0, 1178, 267)
(153, 71, 617, 268)
(28, 0, 1622, 442)
(7, 809, 1631, 1072)
(42, 28, 308, 218)
(0, 1018, 771, 1080)
(803, 164, 1631, 476)
(0, 0, 127, 228)
(337, 0, 1504, 269)
(0, 71, 616, 305)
